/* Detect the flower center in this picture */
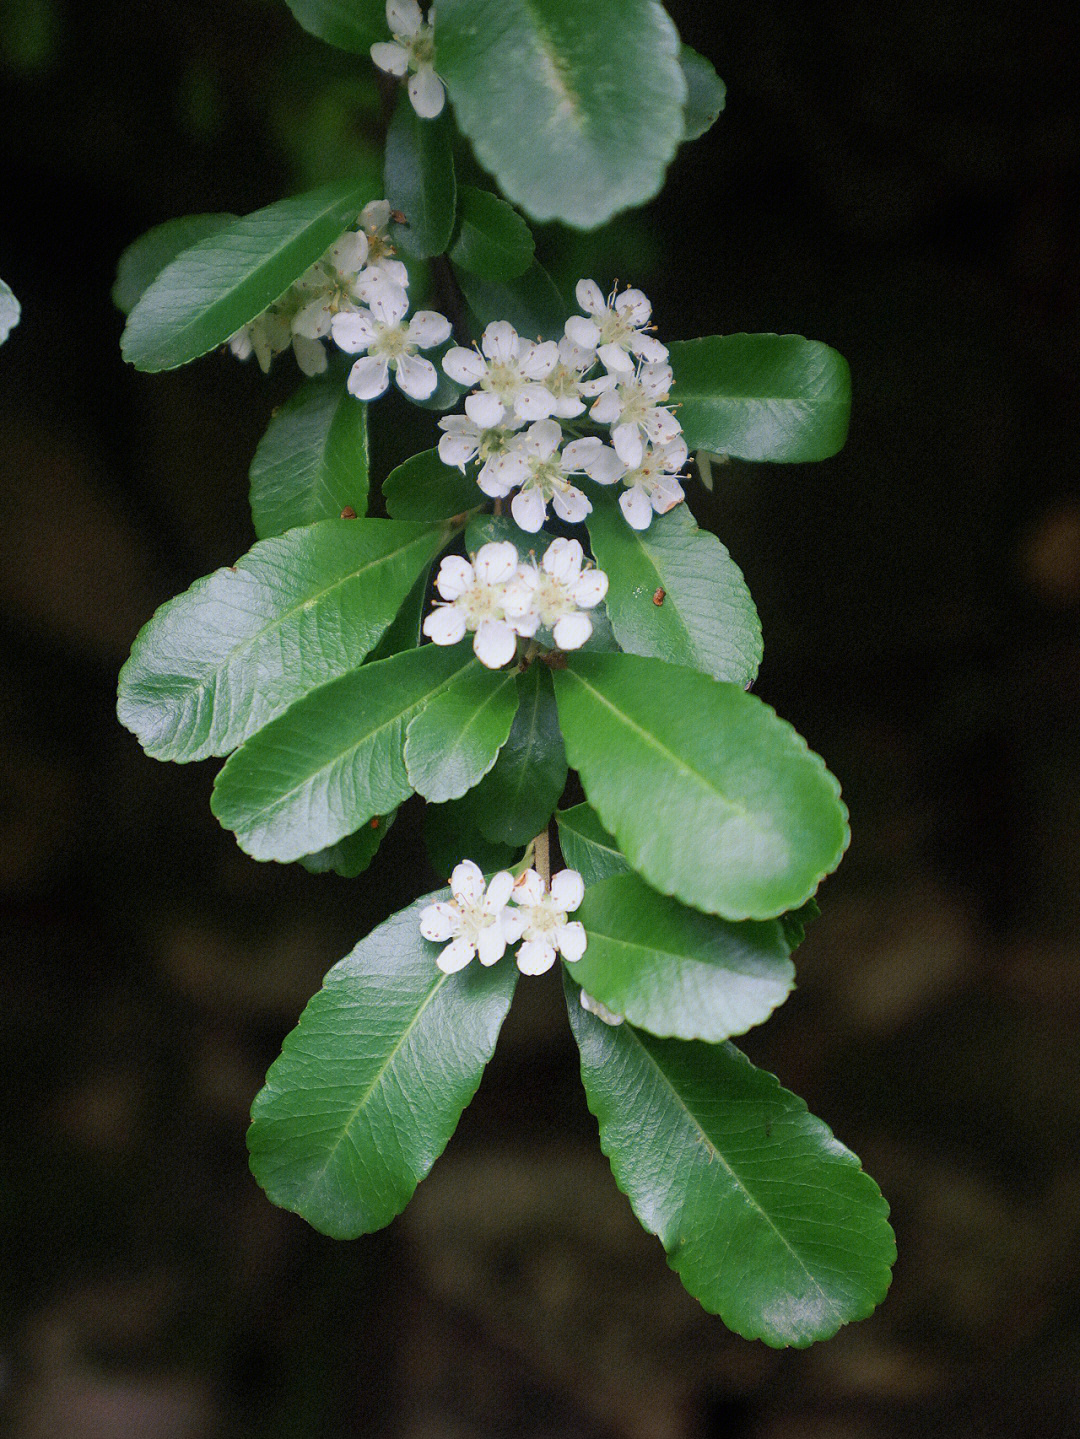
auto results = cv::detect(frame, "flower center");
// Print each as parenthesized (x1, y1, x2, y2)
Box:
(483, 361, 520, 397)
(525, 455, 566, 497)
(409, 29, 436, 67)
(373, 323, 413, 360)
(524, 902, 565, 936)
(532, 573, 573, 626)
(462, 579, 508, 626)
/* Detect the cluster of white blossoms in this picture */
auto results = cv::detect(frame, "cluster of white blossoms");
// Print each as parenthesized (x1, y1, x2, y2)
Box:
(422, 538, 608, 668)
(438, 281, 687, 530)
(419, 861, 586, 975)
(371, 0, 445, 120)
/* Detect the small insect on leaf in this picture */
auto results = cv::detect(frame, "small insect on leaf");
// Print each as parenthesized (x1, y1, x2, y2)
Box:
(340, 506, 357, 519)
(390, 210, 407, 225)
(370, 817, 381, 829)
(652, 587, 666, 606)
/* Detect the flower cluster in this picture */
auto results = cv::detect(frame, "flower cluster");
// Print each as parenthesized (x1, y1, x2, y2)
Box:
(371, 0, 445, 120)
(437, 281, 687, 529)
(421, 538, 608, 668)
(419, 860, 586, 975)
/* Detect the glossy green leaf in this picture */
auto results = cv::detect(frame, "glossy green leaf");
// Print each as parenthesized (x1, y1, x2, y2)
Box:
(249, 377, 369, 538)
(384, 96, 456, 260)
(555, 803, 630, 885)
(121, 180, 369, 371)
(469, 664, 567, 846)
(437, 0, 686, 228)
(670, 334, 852, 462)
(384, 448, 483, 521)
(282, 0, 384, 52)
(585, 491, 762, 686)
(449, 186, 535, 281)
(552, 652, 849, 920)
(567, 989, 896, 1346)
(112, 214, 235, 315)
(781, 898, 821, 950)
(210, 645, 475, 861)
(574, 872, 794, 1041)
(249, 895, 518, 1239)
(368, 564, 431, 660)
(118, 518, 453, 763)
(679, 45, 726, 142)
(425, 797, 521, 880)
(299, 809, 397, 878)
(454, 260, 567, 342)
(0, 278, 19, 343)
(465, 513, 551, 560)
(404, 664, 519, 802)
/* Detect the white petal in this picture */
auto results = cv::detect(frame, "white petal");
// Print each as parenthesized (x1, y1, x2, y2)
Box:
(651, 477, 685, 514)
(614, 288, 651, 325)
(643, 408, 682, 445)
(464, 390, 506, 428)
(437, 936, 475, 973)
(510, 487, 548, 532)
(552, 611, 592, 650)
(328, 231, 368, 274)
(582, 444, 625, 486)
(293, 297, 334, 339)
(579, 989, 623, 1025)
(501, 572, 538, 620)
(293, 335, 328, 376)
(551, 485, 591, 524)
(516, 939, 557, 975)
(481, 320, 519, 363)
(523, 417, 562, 459)
(571, 570, 608, 608)
(564, 315, 599, 349)
(560, 436, 601, 472)
(475, 924, 506, 966)
(541, 537, 582, 582)
(408, 309, 452, 348)
(476, 459, 513, 498)
(451, 859, 486, 906)
(422, 604, 467, 645)
(500, 908, 526, 943)
(347, 354, 390, 399)
(443, 346, 487, 384)
(589, 390, 622, 425)
(408, 66, 445, 119)
(619, 486, 653, 529)
(368, 256, 410, 289)
(420, 901, 461, 942)
(612, 423, 644, 468)
(361, 199, 392, 231)
(661, 436, 689, 470)
(512, 869, 545, 906)
(394, 352, 438, 400)
(473, 619, 517, 669)
(482, 450, 528, 493)
(629, 332, 669, 364)
(370, 40, 410, 75)
(639, 362, 673, 398)
(559, 334, 596, 371)
(551, 392, 586, 419)
(575, 278, 606, 316)
(550, 869, 585, 911)
(386, 0, 423, 37)
(580, 372, 617, 397)
(597, 342, 634, 373)
(555, 922, 587, 962)
(483, 870, 516, 911)
(438, 432, 478, 470)
(513, 384, 558, 420)
(331, 310, 376, 353)
(368, 282, 410, 327)
(474, 541, 519, 586)
(510, 608, 540, 637)
(228, 329, 253, 361)
(518, 340, 559, 379)
(435, 555, 474, 600)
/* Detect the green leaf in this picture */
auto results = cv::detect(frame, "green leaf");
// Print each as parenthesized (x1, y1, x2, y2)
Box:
(112, 214, 235, 315)
(555, 803, 630, 885)
(585, 492, 762, 686)
(368, 564, 431, 660)
(454, 260, 567, 341)
(404, 664, 519, 803)
(384, 96, 456, 261)
(679, 45, 726, 143)
(468, 664, 567, 846)
(567, 990, 896, 1346)
(249, 894, 517, 1239)
(118, 517, 452, 763)
(249, 377, 369, 538)
(449, 186, 535, 281)
(552, 652, 849, 920)
(437, 0, 686, 229)
(573, 872, 794, 1041)
(384, 448, 483, 521)
(121, 180, 369, 371)
(282, 0, 384, 52)
(781, 897, 820, 950)
(465, 513, 550, 560)
(0, 278, 19, 344)
(425, 796, 522, 879)
(299, 809, 397, 877)
(210, 645, 476, 861)
(670, 334, 852, 463)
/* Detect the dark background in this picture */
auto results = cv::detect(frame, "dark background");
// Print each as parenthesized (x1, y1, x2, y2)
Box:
(2, 1, 1079, 1434)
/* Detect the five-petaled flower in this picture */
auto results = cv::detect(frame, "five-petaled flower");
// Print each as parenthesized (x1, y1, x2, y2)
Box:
(331, 282, 450, 400)
(482, 419, 618, 531)
(614, 435, 689, 529)
(422, 542, 521, 669)
(370, 0, 446, 119)
(437, 412, 525, 489)
(419, 861, 518, 972)
(503, 538, 608, 652)
(442, 321, 560, 426)
(581, 360, 681, 469)
(508, 868, 587, 974)
(565, 280, 669, 374)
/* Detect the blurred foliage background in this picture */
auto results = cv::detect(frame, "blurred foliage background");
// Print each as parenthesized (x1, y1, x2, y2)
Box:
(2, 0, 1079, 1434)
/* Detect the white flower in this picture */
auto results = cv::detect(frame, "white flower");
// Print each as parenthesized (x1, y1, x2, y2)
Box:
(370, 0, 445, 120)
(227, 309, 291, 373)
(508, 868, 587, 975)
(290, 229, 370, 343)
(419, 861, 518, 972)
(565, 279, 668, 373)
(480, 419, 608, 531)
(422, 541, 521, 668)
(616, 436, 688, 529)
(582, 360, 682, 469)
(331, 281, 451, 401)
(442, 321, 560, 426)
(437, 412, 525, 493)
(355, 199, 410, 293)
(503, 538, 608, 652)
(541, 335, 594, 418)
(578, 989, 624, 1026)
